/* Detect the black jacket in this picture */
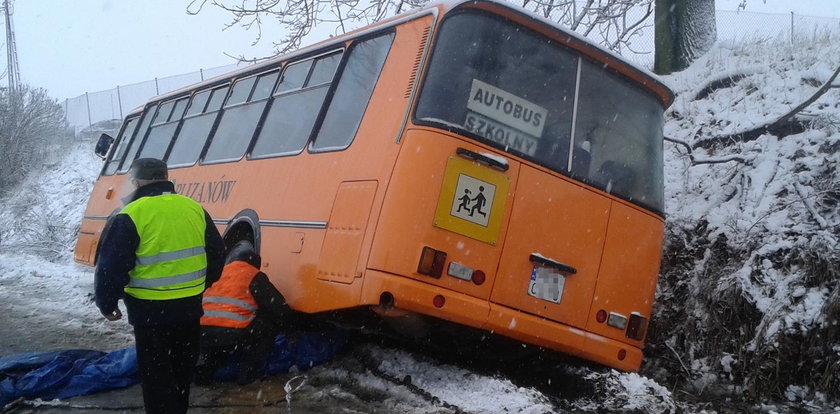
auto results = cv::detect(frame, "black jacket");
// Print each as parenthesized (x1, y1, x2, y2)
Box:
(94, 181, 225, 326)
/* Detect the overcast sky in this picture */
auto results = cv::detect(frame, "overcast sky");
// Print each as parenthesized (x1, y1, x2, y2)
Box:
(10, 0, 840, 101)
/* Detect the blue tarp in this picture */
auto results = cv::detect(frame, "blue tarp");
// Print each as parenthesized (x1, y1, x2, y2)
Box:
(0, 331, 346, 408)
(215, 330, 347, 381)
(0, 348, 136, 407)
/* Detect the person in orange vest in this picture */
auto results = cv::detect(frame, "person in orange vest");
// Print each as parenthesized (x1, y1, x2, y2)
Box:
(196, 240, 291, 385)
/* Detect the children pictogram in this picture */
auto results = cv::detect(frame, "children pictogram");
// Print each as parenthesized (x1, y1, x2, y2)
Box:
(470, 186, 487, 217)
(450, 174, 495, 227)
(456, 189, 471, 213)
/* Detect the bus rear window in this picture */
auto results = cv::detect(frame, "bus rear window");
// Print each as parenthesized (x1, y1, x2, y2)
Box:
(416, 11, 577, 173)
(416, 10, 665, 213)
(572, 60, 664, 211)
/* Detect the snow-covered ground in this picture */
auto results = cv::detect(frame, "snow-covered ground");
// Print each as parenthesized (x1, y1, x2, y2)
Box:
(649, 28, 840, 411)
(2, 29, 840, 413)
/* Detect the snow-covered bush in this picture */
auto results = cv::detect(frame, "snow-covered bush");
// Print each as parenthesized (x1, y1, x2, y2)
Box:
(646, 29, 840, 404)
(0, 143, 101, 262)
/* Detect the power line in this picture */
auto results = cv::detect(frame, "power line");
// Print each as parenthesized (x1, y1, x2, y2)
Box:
(4, 0, 21, 99)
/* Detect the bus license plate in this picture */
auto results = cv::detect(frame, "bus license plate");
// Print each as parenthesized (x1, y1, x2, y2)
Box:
(527, 266, 564, 304)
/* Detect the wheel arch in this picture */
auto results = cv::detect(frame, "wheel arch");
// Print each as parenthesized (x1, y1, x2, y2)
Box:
(222, 209, 261, 253)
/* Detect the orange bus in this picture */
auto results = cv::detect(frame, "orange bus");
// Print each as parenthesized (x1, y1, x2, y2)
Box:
(76, 0, 673, 371)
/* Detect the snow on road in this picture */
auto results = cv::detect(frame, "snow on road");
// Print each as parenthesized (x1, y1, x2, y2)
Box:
(0, 252, 133, 355)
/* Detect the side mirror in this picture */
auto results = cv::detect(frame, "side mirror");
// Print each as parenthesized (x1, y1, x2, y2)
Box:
(94, 133, 115, 159)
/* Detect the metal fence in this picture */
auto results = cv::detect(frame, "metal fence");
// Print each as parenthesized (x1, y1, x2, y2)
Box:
(617, 9, 840, 69)
(64, 64, 242, 135)
(63, 8, 840, 135)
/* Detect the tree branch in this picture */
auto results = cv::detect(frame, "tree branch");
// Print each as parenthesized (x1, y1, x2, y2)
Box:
(793, 182, 828, 229)
(190, 0, 656, 57)
(694, 64, 840, 149)
(665, 129, 752, 166)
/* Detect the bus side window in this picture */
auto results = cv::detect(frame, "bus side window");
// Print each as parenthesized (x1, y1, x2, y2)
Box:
(139, 97, 189, 160)
(167, 86, 229, 168)
(203, 71, 279, 164)
(117, 106, 157, 174)
(103, 118, 139, 176)
(312, 31, 395, 151)
(184, 90, 210, 117)
(250, 52, 343, 159)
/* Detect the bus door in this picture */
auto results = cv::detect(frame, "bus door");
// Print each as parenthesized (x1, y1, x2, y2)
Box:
(367, 128, 520, 308)
(490, 168, 610, 330)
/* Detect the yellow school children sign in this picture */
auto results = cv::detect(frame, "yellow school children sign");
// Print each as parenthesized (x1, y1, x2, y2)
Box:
(434, 156, 509, 245)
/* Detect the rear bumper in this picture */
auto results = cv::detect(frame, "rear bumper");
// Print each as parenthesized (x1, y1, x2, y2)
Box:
(360, 269, 642, 371)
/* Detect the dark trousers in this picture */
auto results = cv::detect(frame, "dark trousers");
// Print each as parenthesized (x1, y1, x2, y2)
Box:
(197, 314, 279, 384)
(134, 322, 200, 414)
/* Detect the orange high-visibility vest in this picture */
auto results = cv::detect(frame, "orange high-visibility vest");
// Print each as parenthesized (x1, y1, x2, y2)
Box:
(201, 261, 259, 329)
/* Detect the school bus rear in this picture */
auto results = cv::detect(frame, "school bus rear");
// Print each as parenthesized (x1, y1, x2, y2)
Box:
(360, 1, 672, 371)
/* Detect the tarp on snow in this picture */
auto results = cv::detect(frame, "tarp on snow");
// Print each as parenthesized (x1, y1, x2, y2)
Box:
(214, 330, 347, 382)
(0, 331, 346, 408)
(0, 348, 136, 407)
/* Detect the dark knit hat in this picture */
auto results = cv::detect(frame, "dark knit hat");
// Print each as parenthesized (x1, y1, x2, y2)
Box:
(129, 158, 168, 180)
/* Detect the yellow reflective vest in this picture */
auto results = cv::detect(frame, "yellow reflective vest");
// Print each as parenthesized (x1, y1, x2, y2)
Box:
(121, 193, 208, 300)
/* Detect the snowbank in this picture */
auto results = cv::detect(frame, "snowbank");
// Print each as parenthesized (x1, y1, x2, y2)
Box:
(649, 28, 840, 406)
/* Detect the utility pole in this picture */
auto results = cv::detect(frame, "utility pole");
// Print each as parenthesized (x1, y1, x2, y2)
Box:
(4, 0, 21, 102)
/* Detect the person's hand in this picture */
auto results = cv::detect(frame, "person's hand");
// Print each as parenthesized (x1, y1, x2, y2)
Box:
(102, 308, 122, 321)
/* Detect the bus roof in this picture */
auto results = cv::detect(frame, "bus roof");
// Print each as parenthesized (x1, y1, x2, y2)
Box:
(131, 0, 671, 114)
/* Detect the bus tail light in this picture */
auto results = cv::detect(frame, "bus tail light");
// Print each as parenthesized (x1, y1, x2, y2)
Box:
(446, 262, 486, 285)
(596, 309, 607, 323)
(433, 295, 446, 308)
(472, 270, 486, 285)
(418, 247, 447, 279)
(626, 313, 647, 340)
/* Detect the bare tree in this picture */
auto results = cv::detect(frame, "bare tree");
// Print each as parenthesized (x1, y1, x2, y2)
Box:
(188, 0, 654, 59)
(521, 0, 654, 55)
(0, 85, 68, 192)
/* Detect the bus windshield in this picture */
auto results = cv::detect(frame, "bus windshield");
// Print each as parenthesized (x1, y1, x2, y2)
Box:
(416, 9, 665, 213)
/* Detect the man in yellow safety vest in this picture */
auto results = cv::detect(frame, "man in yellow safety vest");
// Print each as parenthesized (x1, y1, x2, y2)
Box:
(95, 158, 225, 414)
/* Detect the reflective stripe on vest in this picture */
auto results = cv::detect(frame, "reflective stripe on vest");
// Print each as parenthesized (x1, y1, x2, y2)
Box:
(128, 268, 207, 288)
(203, 296, 258, 313)
(202, 310, 254, 322)
(136, 246, 206, 267)
(201, 261, 260, 329)
(121, 193, 208, 300)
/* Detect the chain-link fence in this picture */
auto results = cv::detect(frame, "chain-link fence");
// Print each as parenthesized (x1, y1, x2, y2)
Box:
(63, 9, 840, 135)
(64, 63, 242, 136)
(619, 9, 840, 69)
(717, 9, 840, 44)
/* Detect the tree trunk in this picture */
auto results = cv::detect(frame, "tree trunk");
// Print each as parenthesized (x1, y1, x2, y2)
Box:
(654, 0, 716, 74)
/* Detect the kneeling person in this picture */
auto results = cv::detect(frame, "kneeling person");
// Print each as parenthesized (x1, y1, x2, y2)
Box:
(197, 241, 290, 384)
